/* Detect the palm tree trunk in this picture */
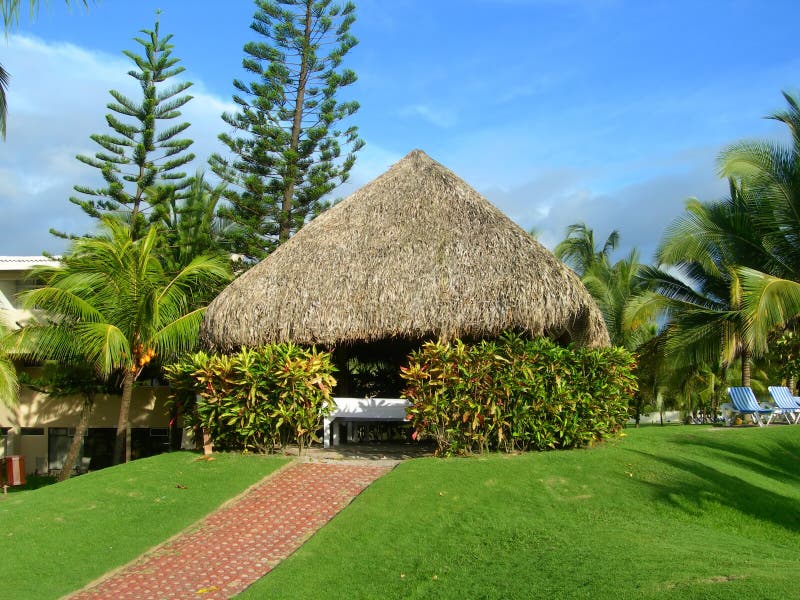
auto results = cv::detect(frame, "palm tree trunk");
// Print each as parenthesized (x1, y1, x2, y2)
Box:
(58, 395, 92, 482)
(114, 370, 134, 464)
(741, 347, 751, 387)
(709, 376, 717, 424)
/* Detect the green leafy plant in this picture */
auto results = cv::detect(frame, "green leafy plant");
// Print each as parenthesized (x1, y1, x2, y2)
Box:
(401, 333, 635, 456)
(165, 343, 337, 454)
(345, 357, 405, 398)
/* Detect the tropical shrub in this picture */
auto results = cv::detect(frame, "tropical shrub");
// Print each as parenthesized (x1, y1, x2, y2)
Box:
(401, 333, 635, 455)
(164, 344, 336, 454)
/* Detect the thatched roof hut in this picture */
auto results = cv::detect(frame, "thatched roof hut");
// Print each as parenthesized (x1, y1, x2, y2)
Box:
(201, 150, 610, 351)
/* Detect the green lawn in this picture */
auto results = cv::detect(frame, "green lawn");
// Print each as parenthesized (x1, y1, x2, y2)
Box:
(0, 451, 288, 599)
(241, 425, 800, 599)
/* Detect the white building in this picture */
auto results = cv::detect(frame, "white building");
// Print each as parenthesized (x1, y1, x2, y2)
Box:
(1, 257, 174, 475)
(0, 255, 61, 329)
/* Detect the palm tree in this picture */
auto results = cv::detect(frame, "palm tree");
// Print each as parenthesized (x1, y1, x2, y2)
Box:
(718, 91, 800, 355)
(582, 248, 655, 349)
(554, 222, 619, 277)
(631, 182, 771, 386)
(19, 218, 231, 463)
(630, 93, 800, 398)
(0, 319, 19, 406)
(1, 1, 89, 139)
(148, 172, 234, 272)
(555, 223, 655, 349)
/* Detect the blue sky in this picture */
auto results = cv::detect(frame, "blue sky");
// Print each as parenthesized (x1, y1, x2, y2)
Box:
(1, 0, 797, 259)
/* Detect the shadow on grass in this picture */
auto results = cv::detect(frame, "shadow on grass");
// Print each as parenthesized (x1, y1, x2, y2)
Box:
(684, 433, 800, 482)
(625, 445, 800, 534)
(2, 474, 57, 494)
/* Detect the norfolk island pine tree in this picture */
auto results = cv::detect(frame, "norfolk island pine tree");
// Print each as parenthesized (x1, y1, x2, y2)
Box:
(56, 14, 195, 240)
(209, 0, 364, 262)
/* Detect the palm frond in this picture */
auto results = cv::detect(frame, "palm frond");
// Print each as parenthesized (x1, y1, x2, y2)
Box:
(601, 229, 620, 257)
(623, 291, 662, 333)
(158, 254, 231, 305)
(18, 218, 224, 384)
(153, 307, 205, 358)
(769, 90, 800, 151)
(638, 266, 727, 311)
(0, 320, 18, 405)
(0, 356, 17, 406)
(0, 62, 8, 139)
(738, 266, 800, 356)
(21, 285, 106, 323)
(74, 321, 131, 377)
(13, 324, 86, 364)
(662, 308, 736, 370)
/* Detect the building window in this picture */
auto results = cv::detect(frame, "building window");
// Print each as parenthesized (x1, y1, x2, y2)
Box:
(85, 428, 116, 471)
(48, 427, 79, 472)
(20, 427, 45, 436)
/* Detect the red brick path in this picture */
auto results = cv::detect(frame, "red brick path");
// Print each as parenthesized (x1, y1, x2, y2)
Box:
(68, 461, 390, 600)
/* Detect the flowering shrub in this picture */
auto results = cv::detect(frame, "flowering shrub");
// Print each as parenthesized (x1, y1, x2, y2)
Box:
(401, 333, 635, 455)
(164, 344, 336, 454)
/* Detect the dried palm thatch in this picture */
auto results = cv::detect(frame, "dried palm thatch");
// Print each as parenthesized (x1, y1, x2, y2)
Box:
(201, 150, 610, 351)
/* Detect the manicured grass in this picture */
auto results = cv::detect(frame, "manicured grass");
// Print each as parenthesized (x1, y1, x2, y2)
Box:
(0, 451, 288, 599)
(241, 426, 800, 599)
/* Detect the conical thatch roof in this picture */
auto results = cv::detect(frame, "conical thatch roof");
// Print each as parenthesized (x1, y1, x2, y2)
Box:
(201, 150, 610, 351)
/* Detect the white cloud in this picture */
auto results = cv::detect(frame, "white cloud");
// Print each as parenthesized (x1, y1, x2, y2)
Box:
(398, 103, 456, 128)
(0, 34, 234, 255)
(483, 146, 729, 262)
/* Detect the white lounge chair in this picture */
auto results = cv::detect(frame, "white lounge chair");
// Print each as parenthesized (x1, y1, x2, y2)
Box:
(767, 386, 800, 424)
(726, 387, 777, 427)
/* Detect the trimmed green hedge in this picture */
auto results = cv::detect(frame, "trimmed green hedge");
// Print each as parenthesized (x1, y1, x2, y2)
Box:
(164, 344, 336, 454)
(401, 333, 636, 455)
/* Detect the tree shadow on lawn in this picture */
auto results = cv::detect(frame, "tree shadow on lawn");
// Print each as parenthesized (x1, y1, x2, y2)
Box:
(624, 447, 800, 534)
(673, 433, 800, 487)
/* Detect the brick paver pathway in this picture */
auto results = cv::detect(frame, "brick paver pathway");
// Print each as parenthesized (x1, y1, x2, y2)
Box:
(69, 461, 390, 600)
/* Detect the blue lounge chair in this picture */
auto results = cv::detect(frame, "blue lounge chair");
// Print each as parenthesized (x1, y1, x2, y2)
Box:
(767, 386, 800, 424)
(726, 387, 777, 427)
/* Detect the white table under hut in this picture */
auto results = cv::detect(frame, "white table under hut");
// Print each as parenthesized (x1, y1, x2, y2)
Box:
(323, 397, 412, 448)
